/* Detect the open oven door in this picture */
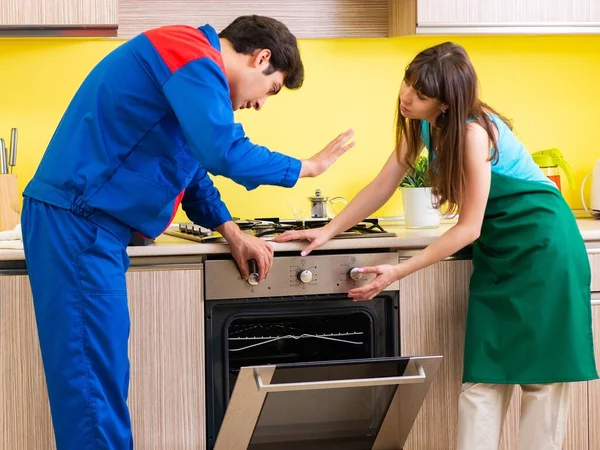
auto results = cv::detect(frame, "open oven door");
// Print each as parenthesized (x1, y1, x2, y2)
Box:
(214, 356, 442, 450)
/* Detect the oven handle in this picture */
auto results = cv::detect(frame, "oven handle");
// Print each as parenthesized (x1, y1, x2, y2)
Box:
(254, 363, 426, 393)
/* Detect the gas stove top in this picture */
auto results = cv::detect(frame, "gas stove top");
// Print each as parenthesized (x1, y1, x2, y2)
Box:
(165, 217, 396, 243)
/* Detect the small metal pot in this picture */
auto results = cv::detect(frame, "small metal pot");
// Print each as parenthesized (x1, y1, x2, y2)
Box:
(308, 189, 347, 218)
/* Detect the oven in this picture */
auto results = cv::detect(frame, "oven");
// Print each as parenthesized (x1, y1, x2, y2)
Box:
(204, 250, 441, 450)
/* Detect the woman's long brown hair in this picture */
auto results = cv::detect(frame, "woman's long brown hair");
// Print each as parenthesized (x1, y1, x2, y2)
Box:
(396, 42, 511, 215)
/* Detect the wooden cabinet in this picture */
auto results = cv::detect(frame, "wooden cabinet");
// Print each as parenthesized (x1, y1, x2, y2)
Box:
(563, 381, 590, 450)
(414, 0, 600, 35)
(0, 0, 117, 36)
(117, 0, 600, 39)
(589, 298, 600, 450)
(398, 258, 472, 450)
(586, 249, 600, 450)
(119, 0, 389, 39)
(591, 253, 600, 292)
(0, 263, 206, 449)
(126, 264, 206, 449)
(0, 274, 56, 450)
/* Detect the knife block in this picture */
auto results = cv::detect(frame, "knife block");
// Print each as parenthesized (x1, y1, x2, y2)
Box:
(0, 175, 20, 231)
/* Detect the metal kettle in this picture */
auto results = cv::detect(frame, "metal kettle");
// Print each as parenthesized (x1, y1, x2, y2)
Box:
(308, 189, 347, 218)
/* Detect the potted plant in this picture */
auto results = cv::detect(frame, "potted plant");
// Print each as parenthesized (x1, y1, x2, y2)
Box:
(399, 155, 440, 229)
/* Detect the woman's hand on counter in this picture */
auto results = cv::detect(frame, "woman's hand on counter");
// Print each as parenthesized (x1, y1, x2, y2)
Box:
(348, 264, 405, 301)
(273, 227, 335, 256)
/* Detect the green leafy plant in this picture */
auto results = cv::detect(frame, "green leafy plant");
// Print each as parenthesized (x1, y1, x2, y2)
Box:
(400, 155, 430, 188)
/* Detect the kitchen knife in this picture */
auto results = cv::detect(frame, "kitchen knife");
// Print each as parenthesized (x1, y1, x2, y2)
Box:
(0, 138, 7, 174)
(9, 128, 17, 173)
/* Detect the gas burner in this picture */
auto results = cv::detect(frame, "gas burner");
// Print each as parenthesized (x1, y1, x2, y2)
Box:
(178, 223, 212, 236)
(247, 221, 297, 238)
(253, 217, 388, 234)
(167, 217, 396, 243)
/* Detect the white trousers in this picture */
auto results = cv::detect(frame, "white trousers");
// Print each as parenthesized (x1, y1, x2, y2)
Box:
(456, 382, 570, 450)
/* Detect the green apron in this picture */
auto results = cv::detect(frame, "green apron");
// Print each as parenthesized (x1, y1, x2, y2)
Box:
(463, 172, 598, 384)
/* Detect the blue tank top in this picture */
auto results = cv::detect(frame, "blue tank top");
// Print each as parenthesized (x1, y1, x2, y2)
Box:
(421, 116, 556, 188)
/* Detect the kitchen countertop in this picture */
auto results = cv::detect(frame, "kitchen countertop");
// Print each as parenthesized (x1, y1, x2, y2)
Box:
(1, 216, 600, 263)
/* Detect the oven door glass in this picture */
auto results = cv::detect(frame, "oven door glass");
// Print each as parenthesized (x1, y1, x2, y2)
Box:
(214, 356, 441, 450)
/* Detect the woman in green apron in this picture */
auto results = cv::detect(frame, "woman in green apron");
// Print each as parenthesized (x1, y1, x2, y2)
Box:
(275, 42, 597, 449)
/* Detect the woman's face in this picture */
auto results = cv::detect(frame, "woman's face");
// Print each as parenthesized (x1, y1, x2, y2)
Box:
(399, 80, 446, 124)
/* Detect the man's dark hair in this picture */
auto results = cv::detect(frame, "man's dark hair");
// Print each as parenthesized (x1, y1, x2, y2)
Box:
(219, 15, 304, 90)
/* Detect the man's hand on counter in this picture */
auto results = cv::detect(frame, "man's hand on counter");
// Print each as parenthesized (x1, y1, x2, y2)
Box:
(216, 221, 273, 283)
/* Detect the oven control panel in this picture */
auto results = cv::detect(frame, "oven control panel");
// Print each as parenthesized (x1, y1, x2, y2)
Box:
(204, 252, 400, 300)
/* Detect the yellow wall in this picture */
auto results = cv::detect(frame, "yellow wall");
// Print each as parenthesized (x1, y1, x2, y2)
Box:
(0, 34, 599, 223)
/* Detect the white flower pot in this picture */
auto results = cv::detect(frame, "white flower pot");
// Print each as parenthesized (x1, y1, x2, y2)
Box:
(401, 187, 440, 229)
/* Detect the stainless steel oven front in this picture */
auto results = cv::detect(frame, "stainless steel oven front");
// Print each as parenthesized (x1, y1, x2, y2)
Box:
(204, 250, 441, 450)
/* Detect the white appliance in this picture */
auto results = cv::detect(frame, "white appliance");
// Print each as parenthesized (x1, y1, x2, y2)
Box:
(581, 159, 600, 219)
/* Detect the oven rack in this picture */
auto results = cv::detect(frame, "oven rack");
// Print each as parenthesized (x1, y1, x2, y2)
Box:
(228, 331, 364, 352)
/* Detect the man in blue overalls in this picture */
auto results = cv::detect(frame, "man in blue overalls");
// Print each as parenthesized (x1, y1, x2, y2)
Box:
(21, 15, 354, 449)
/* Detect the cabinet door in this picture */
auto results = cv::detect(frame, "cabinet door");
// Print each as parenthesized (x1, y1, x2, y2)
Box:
(0, 0, 117, 26)
(418, 0, 600, 24)
(0, 274, 56, 449)
(0, 267, 205, 449)
(399, 259, 472, 450)
(127, 266, 206, 449)
(118, 0, 388, 39)
(417, 0, 600, 34)
(591, 254, 600, 292)
(589, 300, 600, 450)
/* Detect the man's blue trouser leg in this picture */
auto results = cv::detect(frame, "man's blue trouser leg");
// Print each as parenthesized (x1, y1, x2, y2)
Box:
(22, 197, 133, 450)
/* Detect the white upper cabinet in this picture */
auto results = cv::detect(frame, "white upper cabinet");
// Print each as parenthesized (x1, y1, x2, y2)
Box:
(0, 0, 117, 36)
(416, 0, 600, 34)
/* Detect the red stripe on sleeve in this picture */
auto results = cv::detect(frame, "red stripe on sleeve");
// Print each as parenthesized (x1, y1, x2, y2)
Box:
(145, 25, 226, 73)
(161, 190, 186, 234)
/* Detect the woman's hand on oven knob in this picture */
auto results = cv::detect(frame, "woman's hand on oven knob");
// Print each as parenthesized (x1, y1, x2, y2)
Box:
(349, 267, 363, 280)
(348, 264, 404, 301)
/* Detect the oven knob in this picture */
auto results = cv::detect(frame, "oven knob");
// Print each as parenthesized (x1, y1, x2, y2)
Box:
(349, 267, 363, 280)
(247, 259, 260, 286)
(297, 269, 313, 284)
(247, 273, 260, 286)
